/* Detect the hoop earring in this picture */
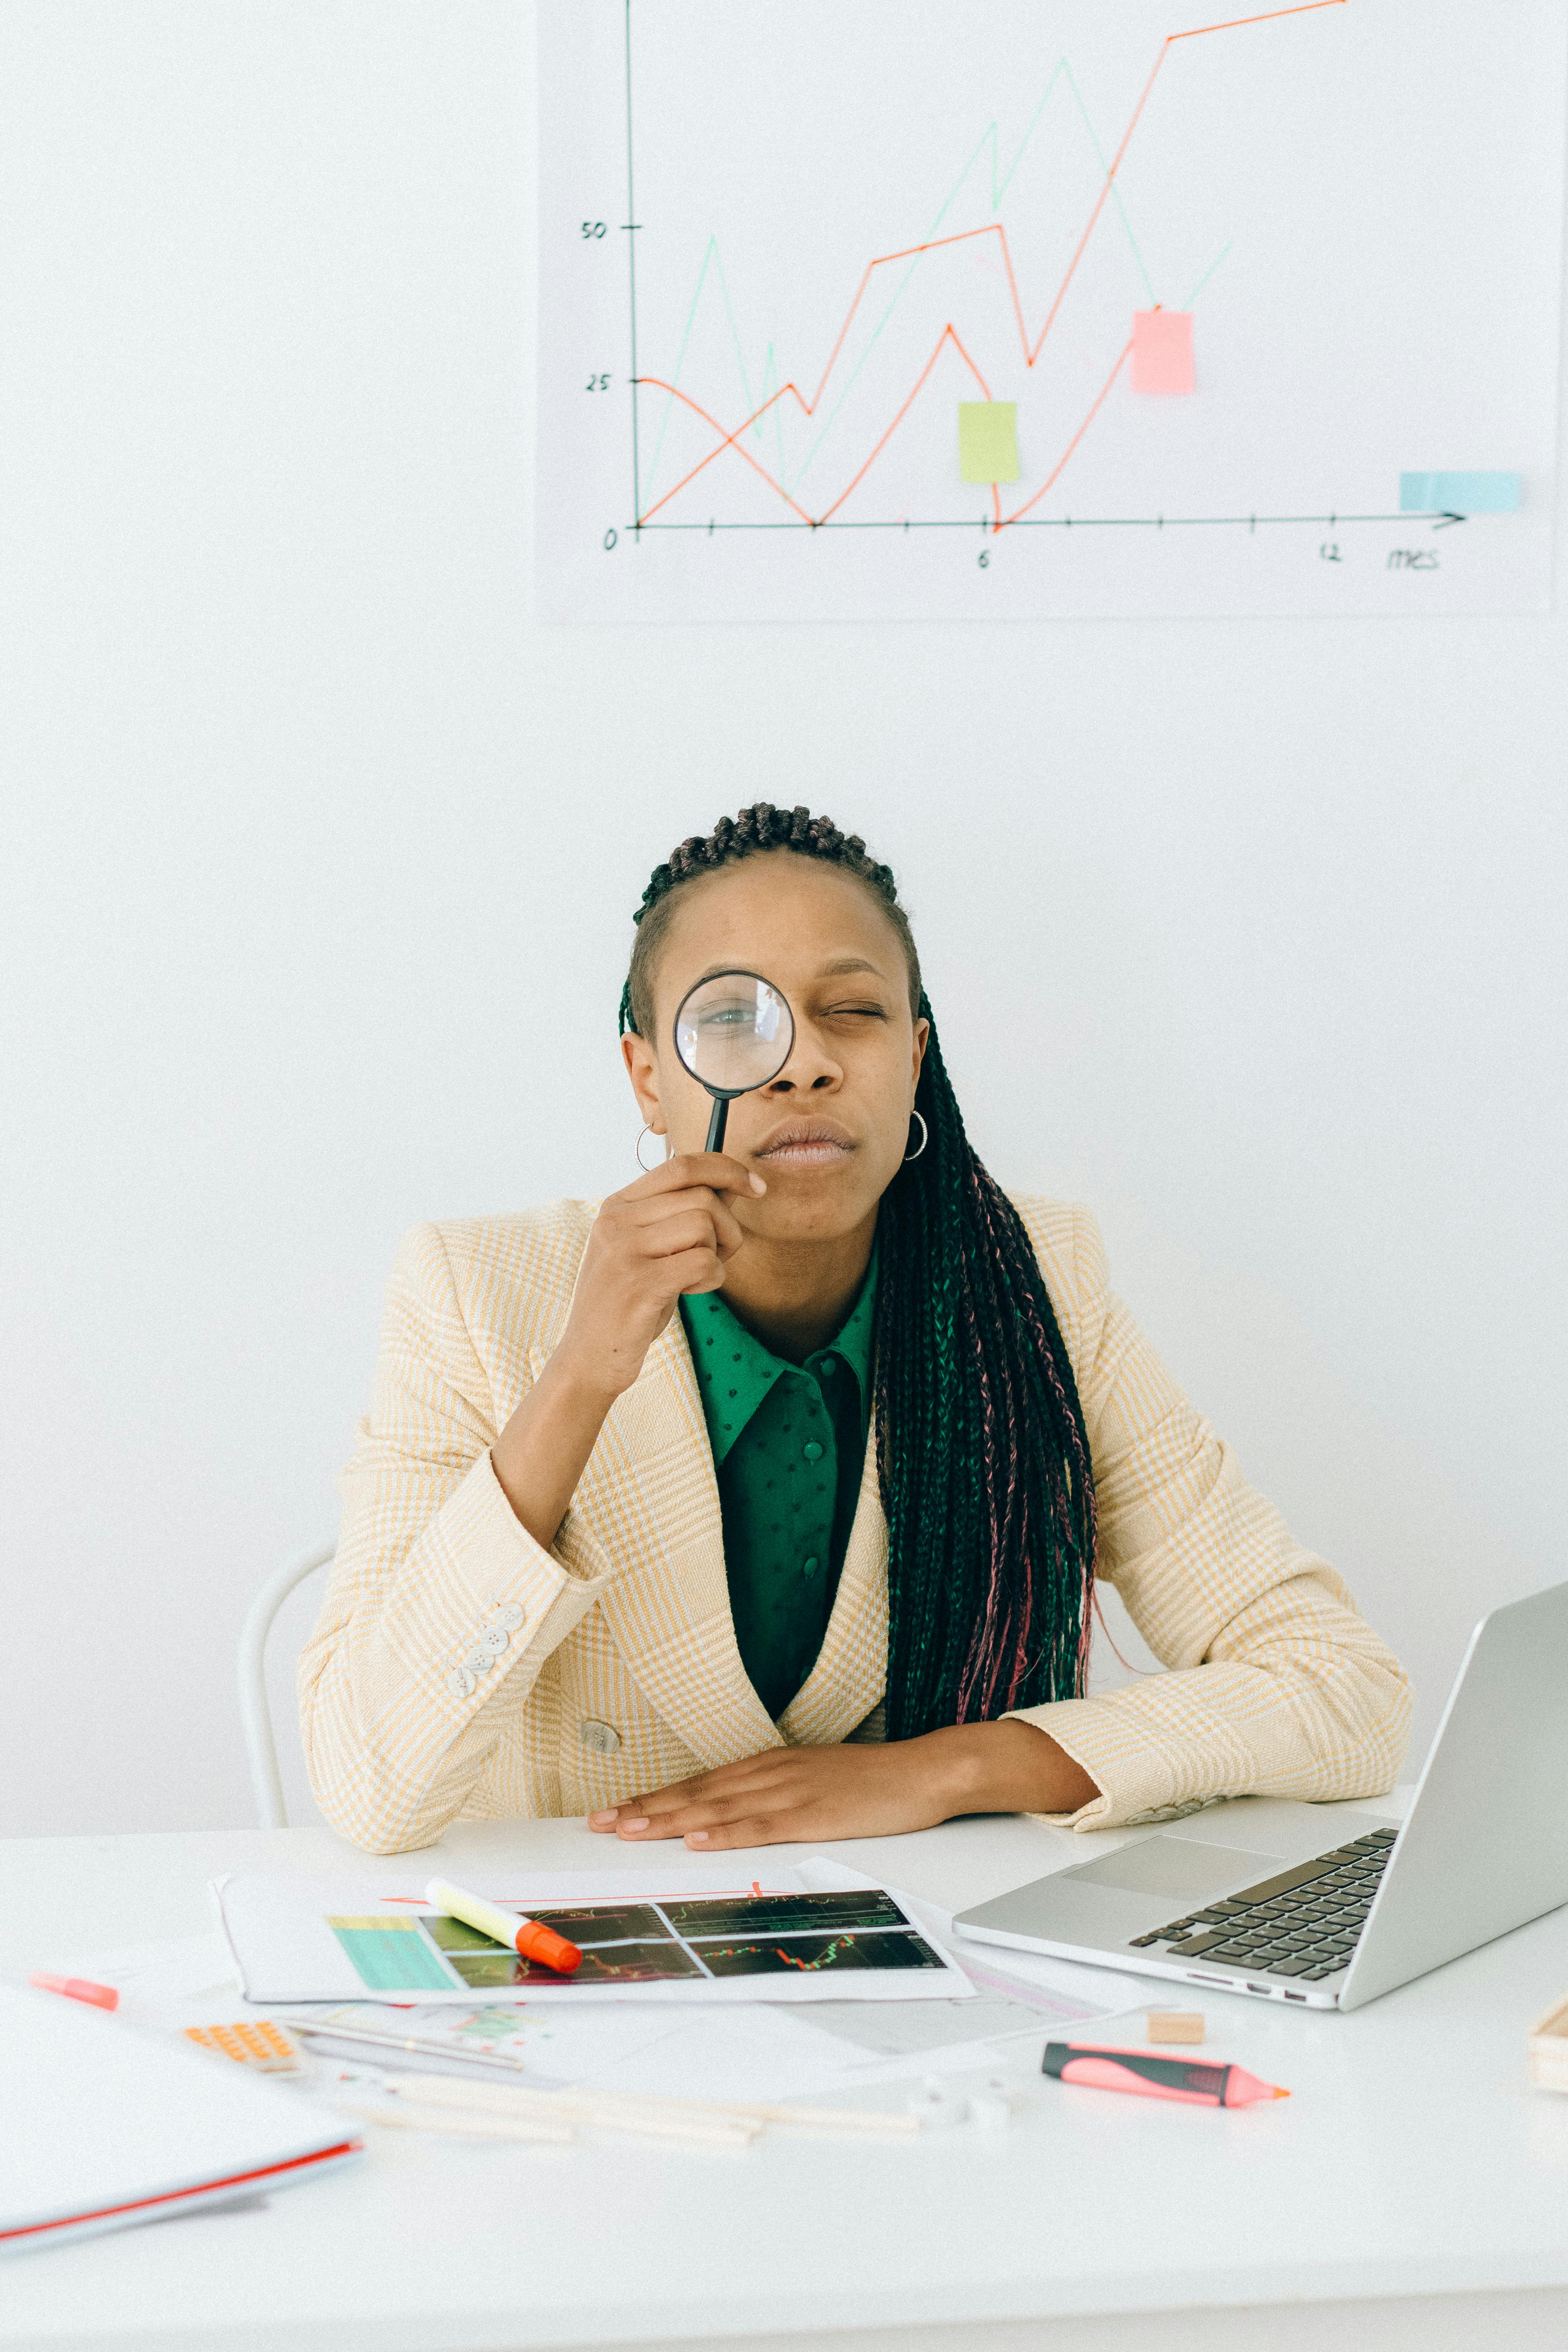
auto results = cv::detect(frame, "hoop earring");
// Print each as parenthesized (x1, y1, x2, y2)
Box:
(903, 1111, 928, 1163)
(635, 1125, 667, 1174)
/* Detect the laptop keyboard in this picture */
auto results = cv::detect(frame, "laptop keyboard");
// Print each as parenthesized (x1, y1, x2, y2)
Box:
(1126, 1828, 1397, 1983)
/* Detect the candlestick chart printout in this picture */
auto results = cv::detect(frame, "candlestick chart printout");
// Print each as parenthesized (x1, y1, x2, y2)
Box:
(537, 0, 1565, 621)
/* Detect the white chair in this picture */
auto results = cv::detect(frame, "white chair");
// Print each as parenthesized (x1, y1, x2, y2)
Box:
(238, 1537, 335, 1830)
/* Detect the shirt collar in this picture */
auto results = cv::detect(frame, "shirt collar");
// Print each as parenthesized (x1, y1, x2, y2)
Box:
(808, 1241, 877, 1400)
(679, 1242, 878, 1469)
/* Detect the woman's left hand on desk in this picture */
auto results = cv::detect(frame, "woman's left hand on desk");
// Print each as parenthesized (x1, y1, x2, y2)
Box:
(586, 1721, 1097, 1848)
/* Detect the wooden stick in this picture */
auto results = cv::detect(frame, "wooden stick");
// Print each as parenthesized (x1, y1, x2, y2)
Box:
(389, 2075, 757, 2150)
(341, 2099, 575, 2146)
(705, 2095, 920, 2135)
(757, 2105, 921, 2138)
(388, 2073, 920, 2141)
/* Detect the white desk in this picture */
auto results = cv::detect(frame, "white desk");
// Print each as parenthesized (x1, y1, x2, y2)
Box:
(3, 1803, 1567, 2352)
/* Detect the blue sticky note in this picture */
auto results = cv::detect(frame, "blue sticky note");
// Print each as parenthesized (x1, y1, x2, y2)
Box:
(1400, 472, 1522, 514)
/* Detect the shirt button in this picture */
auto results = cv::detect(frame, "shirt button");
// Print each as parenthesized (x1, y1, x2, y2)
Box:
(802, 1441, 824, 1462)
(580, 1720, 621, 1756)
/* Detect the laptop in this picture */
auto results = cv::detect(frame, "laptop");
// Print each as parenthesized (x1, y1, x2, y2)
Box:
(953, 1577, 1568, 2011)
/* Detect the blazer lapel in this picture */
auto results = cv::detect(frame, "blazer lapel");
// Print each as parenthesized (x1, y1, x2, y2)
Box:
(521, 1222, 885, 1764)
(535, 1312, 782, 1767)
(777, 1424, 889, 1747)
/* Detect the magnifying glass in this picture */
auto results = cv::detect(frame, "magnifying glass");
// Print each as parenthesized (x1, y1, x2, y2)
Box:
(673, 970, 795, 1153)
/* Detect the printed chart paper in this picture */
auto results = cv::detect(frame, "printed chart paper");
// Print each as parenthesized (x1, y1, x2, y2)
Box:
(276, 1889, 1146, 2103)
(284, 1998, 905, 2106)
(216, 1865, 978, 2006)
(60, 1871, 1150, 2112)
(537, 0, 1565, 619)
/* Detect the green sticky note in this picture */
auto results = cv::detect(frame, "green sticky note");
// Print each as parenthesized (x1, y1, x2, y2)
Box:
(958, 401, 1019, 485)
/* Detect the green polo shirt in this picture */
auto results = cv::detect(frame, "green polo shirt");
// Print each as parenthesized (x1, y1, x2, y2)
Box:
(679, 1250, 877, 1722)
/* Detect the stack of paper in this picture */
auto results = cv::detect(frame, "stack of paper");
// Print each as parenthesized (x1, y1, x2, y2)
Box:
(42, 1857, 1151, 2149)
(214, 1861, 980, 2007)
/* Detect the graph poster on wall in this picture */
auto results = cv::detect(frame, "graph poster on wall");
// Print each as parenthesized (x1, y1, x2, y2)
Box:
(537, 0, 1566, 623)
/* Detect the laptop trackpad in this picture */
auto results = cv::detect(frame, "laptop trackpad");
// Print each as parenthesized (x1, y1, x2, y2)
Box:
(1063, 1836, 1285, 1901)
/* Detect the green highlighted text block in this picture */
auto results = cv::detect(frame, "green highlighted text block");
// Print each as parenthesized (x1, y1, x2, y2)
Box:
(327, 1915, 456, 1992)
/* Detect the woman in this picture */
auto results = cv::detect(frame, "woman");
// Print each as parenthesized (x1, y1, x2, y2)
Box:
(300, 804, 1410, 1855)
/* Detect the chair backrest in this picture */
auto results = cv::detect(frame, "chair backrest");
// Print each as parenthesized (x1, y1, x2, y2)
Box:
(237, 1538, 336, 1830)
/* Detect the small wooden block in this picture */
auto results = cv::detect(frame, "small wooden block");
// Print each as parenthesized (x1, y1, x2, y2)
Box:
(1528, 1991, 1568, 2092)
(1147, 2011, 1205, 2045)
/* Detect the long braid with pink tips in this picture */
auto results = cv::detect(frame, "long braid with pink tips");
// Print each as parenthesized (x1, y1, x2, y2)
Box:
(620, 803, 1096, 1738)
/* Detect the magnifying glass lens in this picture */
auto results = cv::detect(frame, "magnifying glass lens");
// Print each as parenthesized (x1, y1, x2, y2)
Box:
(674, 973, 793, 1096)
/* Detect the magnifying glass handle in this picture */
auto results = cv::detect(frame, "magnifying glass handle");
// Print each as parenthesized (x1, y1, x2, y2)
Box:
(704, 1097, 729, 1154)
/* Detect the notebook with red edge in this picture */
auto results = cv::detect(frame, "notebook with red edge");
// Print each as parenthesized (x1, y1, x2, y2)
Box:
(0, 1984, 361, 2257)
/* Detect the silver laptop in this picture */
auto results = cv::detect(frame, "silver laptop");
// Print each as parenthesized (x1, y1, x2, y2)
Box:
(954, 1578, 1568, 2011)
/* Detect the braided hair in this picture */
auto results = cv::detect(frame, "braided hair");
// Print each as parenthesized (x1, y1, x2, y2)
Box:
(619, 804, 1096, 1738)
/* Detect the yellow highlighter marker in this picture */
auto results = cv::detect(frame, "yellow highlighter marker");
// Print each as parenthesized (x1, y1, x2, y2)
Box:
(425, 1878, 582, 1975)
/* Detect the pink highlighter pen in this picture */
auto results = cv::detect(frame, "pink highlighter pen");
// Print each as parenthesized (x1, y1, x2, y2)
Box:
(30, 1973, 119, 2011)
(1042, 2042, 1288, 2108)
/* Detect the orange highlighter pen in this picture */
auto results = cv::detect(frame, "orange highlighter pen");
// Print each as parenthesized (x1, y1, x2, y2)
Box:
(1042, 2043, 1288, 2108)
(424, 1877, 582, 1975)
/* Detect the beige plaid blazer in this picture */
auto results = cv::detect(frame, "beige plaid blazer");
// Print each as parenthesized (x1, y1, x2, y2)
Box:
(299, 1198, 1411, 1854)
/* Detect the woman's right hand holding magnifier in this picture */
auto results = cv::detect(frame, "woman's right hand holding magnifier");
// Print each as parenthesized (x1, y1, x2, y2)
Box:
(490, 1152, 765, 1552)
(554, 1151, 766, 1395)
(493, 969, 786, 1555)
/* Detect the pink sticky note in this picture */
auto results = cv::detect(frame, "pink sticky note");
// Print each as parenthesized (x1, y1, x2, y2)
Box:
(1132, 310, 1194, 396)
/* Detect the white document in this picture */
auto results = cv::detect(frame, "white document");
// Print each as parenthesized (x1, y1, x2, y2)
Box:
(293, 1996, 888, 2108)
(539, 0, 1565, 621)
(216, 1861, 978, 2007)
(50, 1868, 1149, 2123)
(0, 1985, 359, 2257)
(284, 1931, 1143, 2108)
(265, 1865, 1147, 2111)
(287, 1925, 1145, 2109)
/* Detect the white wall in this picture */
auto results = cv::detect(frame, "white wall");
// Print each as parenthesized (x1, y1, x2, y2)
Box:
(2, 2, 1563, 1840)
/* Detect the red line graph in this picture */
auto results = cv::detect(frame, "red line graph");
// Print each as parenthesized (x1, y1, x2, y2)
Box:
(702, 1935, 861, 1971)
(635, 0, 1346, 531)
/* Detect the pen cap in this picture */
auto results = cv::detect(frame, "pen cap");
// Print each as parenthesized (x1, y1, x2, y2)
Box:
(514, 1918, 583, 1975)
